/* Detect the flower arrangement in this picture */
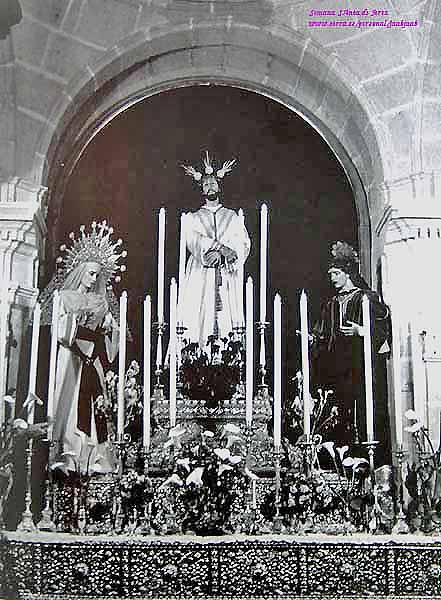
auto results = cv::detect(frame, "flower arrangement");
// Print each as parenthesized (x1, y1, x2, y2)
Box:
(154, 422, 249, 535)
(178, 334, 243, 407)
(287, 372, 339, 442)
(0, 394, 48, 524)
(95, 360, 143, 436)
(404, 409, 441, 532)
(261, 437, 371, 532)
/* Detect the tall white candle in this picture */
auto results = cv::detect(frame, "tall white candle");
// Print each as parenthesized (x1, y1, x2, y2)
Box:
(260, 203, 268, 324)
(28, 301, 41, 425)
(245, 276, 254, 426)
(47, 290, 60, 440)
(169, 278, 177, 427)
(274, 294, 282, 449)
(390, 304, 403, 447)
(238, 208, 245, 326)
(177, 213, 186, 324)
(300, 290, 311, 439)
(117, 291, 127, 437)
(0, 285, 9, 427)
(362, 294, 374, 442)
(157, 207, 166, 323)
(143, 295, 152, 449)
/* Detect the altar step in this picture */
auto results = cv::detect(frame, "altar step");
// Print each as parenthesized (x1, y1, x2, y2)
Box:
(3, 532, 441, 599)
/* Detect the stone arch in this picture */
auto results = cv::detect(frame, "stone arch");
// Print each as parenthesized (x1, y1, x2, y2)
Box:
(34, 22, 389, 282)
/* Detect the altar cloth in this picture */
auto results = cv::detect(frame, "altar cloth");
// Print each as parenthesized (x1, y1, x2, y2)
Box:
(3, 531, 441, 599)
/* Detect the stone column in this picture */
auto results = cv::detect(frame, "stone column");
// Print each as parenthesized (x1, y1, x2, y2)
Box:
(0, 177, 47, 404)
(381, 173, 441, 455)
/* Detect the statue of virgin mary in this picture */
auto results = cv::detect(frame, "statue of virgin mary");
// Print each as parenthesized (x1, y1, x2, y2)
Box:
(39, 222, 127, 475)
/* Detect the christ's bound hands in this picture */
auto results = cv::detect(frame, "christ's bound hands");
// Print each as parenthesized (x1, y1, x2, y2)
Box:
(204, 250, 222, 267)
(219, 245, 238, 264)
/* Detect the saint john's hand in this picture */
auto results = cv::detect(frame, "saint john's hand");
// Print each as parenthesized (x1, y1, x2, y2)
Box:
(340, 321, 365, 337)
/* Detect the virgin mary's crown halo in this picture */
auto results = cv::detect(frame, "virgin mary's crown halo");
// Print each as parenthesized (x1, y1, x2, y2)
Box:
(56, 221, 127, 283)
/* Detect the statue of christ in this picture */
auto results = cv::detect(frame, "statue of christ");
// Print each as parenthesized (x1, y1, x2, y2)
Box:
(178, 152, 250, 349)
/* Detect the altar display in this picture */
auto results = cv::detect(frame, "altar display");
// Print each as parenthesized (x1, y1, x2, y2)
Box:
(3, 155, 441, 599)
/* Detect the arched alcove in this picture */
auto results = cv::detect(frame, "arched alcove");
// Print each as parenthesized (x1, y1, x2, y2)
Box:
(31, 23, 388, 284)
(51, 84, 358, 397)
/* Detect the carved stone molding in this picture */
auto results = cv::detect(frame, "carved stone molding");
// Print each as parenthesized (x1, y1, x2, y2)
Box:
(0, 177, 47, 290)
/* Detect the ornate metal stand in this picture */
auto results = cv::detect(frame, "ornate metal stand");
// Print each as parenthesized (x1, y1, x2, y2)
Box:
(17, 439, 37, 532)
(233, 323, 246, 396)
(362, 439, 380, 533)
(273, 447, 283, 533)
(136, 447, 153, 535)
(257, 321, 268, 390)
(36, 439, 57, 531)
(176, 323, 187, 391)
(154, 321, 167, 391)
(110, 433, 131, 534)
(298, 440, 316, 534)
(393, 444, 410, 534)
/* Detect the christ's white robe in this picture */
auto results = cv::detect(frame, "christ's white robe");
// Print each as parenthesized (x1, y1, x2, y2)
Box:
(179, 204, 250, 349)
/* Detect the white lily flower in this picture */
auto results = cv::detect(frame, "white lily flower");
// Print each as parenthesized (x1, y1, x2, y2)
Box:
(336, 446, 349, 462)
(177, 457, 191, 472)
(342, 457, 355, 468)
(186, 466, 204, 486)
(202, 430, 215, 438)
(321, 441, 335, 459)
(23, 392, 43, 408)
(352, 457, 369, 469)
(168, 425, 186, 438)
(161, 473, 184, 488)
(218, 464, 233, 476)
(229, 454, 242, 465)
(222, 423, 241, 436)
(50, 461, 67, 472)
(214, 448, 230, 461)
(61, 451, 77, 458)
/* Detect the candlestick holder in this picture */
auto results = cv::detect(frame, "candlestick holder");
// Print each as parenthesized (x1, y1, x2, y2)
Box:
(362, 439, 380, 533)
(17, 439, 37, 532)
(108, 433, 131, 535)
(392, 444, 410, 534)
(176, 322, 187, 391)
(110, 432, 131, 476)
(136, 446, 153, 535)
(257, 321, 269, 390)
(273, 447, 283, 533)
(233, 323, 246, 396)
(298, 439, 316, 534)
(37, 440, 57, 532)
(154, 321, 167, 391)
